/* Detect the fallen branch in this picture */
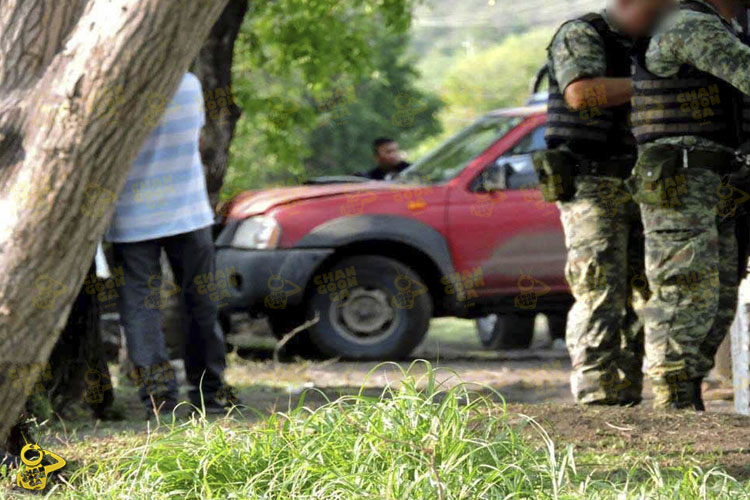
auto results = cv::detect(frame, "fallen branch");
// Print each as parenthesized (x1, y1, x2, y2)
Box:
(273, 314, 320, 367)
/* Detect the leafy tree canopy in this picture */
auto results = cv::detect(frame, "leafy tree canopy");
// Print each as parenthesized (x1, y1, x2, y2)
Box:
(224, 0, 442, 196)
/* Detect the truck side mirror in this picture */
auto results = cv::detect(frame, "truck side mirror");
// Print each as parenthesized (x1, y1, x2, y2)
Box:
(482, 163, 511, 192)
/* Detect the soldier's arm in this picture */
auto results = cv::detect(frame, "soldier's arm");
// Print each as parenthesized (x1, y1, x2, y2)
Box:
(550, 21, 633, 110)
(648, 11, 750, 95)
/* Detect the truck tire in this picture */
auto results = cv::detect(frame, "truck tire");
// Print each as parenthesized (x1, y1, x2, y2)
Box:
(476, 313, 535, 350)
(546, 311, 567, 341)
(306, 255, 432, 359)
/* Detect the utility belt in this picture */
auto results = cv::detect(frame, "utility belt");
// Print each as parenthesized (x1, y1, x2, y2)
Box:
(631, 145, 739, 207)
(531, 149, 634, 202)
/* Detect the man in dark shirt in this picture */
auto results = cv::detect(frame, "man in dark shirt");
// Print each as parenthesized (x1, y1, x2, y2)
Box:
(361, 137, 411, 180)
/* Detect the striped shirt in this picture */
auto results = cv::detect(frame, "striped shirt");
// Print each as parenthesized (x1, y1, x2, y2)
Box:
(105, 73, 213, 243)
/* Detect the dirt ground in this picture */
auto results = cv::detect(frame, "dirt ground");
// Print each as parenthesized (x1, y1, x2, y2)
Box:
(52, 318, 750, 481)
(510, 403, 750, 480)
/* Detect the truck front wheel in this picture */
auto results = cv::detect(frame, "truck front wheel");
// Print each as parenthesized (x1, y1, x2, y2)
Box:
(476, 313, 535, 350)
(306, 255, 432, 359)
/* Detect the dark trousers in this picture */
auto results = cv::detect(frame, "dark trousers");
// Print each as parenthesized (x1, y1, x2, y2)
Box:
(113, 227, 226, 406)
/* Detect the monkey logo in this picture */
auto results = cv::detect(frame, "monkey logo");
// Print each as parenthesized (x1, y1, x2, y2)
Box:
(81, 183, 116, 218)
(597, 180, 631, 217)
(715, 179, 750, 218)
(91, 85, 125, 124)
(144, 91, 167, 128)
(340, 193, 377, 216)
(470, 192, 507, 218)
(392, 92, 428, 128)
(33, 275, 68, 310)
(391, 271, 427, 310)
(264, 273, 302, 310)
(628, 270, 649, 308)
(144, 275, 180, 310)
(82, 366, 113, 405)
(217, 385, 240, 406)
(16, 441, 66, 491)
(514, 273, 550, 310)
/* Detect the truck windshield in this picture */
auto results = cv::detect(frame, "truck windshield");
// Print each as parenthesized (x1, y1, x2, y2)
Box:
(398, 115, 524, 184)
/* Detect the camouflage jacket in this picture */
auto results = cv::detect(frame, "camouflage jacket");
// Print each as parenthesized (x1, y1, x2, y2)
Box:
(548, 9, 631, 92)
(644, 0, 750, 153)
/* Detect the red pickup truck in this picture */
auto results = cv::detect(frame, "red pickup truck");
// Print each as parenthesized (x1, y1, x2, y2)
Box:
(216, 103, 571, 359)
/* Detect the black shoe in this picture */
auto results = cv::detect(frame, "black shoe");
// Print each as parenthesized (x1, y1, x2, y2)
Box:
(691, 377, 706, 412)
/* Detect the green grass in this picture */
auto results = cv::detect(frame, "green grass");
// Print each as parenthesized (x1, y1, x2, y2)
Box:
(26, 362, 743, 499)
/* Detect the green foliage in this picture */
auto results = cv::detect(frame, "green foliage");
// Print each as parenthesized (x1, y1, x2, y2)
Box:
(304, 34, 443, 178)
(65, 363, 750, 499)
(410, 27, 554, 160)
(224, 0, 442, 197)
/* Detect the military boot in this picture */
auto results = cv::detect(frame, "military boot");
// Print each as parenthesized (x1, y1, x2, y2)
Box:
(691, 377, 705, 412)
(652, 372, 694, 410)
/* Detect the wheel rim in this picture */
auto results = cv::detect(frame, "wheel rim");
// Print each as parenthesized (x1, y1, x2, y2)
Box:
(330, 286, 398, 345)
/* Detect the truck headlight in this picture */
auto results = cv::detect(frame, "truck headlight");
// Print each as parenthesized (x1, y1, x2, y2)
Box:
(232, 215, 281, 249)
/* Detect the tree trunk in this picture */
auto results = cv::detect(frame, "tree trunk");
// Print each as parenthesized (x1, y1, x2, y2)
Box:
(0, 0, 228, 444)
(194, 0, 249, 207)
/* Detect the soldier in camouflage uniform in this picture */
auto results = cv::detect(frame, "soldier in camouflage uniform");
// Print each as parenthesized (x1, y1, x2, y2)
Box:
(545, 0, 671, 405)
(630, 0, 750, 409)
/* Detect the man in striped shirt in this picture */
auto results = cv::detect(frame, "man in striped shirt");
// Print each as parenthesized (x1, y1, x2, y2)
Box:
(106, 72, 230, 417)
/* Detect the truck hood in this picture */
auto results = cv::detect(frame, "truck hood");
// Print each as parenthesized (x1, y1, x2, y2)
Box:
(227, 182, 410, 218)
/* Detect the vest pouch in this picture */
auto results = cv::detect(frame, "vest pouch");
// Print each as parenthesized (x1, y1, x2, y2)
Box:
(532, 150, 576, 202)
(632, 145, 683, 206)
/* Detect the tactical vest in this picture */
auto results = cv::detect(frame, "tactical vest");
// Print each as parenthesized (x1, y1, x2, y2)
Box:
(740, 21, 750, 143)
(631, 0, 743, 148)
(545, 13, 635, 159)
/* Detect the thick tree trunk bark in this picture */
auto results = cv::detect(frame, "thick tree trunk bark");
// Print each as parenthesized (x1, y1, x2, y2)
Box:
(0, 0, 228, 444)
(194, 0, 249, 207)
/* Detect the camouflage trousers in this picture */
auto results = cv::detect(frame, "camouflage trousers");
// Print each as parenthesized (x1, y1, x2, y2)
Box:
(558, 175, 648, 405)
(635, 167, 738, 406)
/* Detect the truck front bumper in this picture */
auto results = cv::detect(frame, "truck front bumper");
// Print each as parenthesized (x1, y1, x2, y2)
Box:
(216, 247, 335, 312)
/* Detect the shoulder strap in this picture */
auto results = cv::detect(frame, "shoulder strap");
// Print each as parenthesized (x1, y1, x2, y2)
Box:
(680, 0, 720, 15)
(547, 12, 607, 52)
(680, 0, 735, 31)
